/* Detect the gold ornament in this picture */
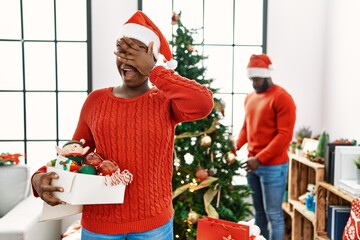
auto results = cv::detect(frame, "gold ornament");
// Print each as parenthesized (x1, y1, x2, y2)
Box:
(200, 135, 212, 147)
(225, 152, 236, 164)
(187, 210, 199, 224)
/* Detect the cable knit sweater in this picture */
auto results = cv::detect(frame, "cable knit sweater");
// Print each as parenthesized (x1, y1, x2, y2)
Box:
(32, 66, 213, 234)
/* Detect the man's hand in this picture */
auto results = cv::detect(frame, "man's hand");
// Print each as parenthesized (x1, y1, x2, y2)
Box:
(114, 37, 156, 76)
(32, 172, 65, 206)
(240, 157, 261, 173)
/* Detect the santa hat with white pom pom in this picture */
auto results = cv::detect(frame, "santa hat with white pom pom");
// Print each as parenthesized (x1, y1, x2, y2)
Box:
(118, 10, 178, 70)
(247, 53, 273, 78)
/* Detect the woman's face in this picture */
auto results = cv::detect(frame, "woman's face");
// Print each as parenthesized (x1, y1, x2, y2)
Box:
(115, 38, 148, 88)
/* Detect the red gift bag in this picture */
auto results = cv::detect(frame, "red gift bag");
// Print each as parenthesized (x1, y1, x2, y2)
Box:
(196, 216, 250, 240)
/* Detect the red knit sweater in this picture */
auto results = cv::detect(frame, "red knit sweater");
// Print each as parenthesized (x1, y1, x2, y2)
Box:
(33, 66, 213, 234)
(236, 85, 296, 165)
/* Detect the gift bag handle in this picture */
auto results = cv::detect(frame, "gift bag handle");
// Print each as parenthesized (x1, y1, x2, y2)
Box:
(210, 220, 248, 231)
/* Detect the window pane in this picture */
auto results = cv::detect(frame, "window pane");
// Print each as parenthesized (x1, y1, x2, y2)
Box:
(173, 0, 204, 43)
(0, 142, 25, 164)
(232, 94, 246, 137)
(203, 46, 233, 93)
(58, 92, 88, 140)
(215, 93, 233, 131)
(27, 141, 57, 175)
(143, 0, 173, 43)
(0, 42, 23, 90)
(26, 92, 56, 139)
(0, 93, 24, 139)
(56, 0, 87, 41)
(204, 0, 233, 44)
(24, 42, 56, 90)
(57, 42, 88, 91)
(23, 0, 54, 40)
(0, 0, 21, 39)
(233, 46, 263, 93)
(234, 0, 263, 45)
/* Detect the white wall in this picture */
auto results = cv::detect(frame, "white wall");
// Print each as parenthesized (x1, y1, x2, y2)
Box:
(91, 0, 137, 90)
(267, 0, 327, 137)
(322, 0, 360, 142)
(91, 0, 360, 143)
(267, 0, 360, 142)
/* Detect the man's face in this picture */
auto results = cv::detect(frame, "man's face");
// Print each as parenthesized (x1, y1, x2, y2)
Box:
(250, 77, 269, 93)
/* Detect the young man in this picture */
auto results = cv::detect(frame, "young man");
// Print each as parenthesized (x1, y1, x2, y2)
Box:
(236, 54, 296, 240)
(31, 11, 213, 240)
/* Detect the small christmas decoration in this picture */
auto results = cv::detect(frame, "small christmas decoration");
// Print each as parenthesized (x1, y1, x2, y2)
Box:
(187, 210, 199, 224)
(97, 159, 119, 176)
(195, 168, 209, 181)
(215, 99, 226, 117)
(200, 135, 212, 148)
(104, 169, 133, 186)
(171, 11, 180, 25)
(225, 152, 236, 164)
(0, 152, 22, 166)
(51, 139, 90, 171)
(187, 44, 194, 53)
(78, 164, 97, 175)
(83, 152, 104, 168)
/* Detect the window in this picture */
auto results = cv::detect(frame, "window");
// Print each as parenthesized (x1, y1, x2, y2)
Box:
(0, 0, 91, 173)
(142, 0, 266, 144)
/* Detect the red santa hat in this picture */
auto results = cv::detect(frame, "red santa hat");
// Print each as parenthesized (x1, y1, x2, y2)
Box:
(118, 10, 177, 69)
(247, 53, 273, 78)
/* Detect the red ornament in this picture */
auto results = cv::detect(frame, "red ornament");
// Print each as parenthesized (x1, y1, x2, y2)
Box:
(196, 168, 208, 181)
(98, 160, 119, 176)
(84, 152, 103, 168)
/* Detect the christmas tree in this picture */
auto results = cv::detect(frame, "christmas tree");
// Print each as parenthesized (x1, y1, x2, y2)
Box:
(170, 12, 252, 240)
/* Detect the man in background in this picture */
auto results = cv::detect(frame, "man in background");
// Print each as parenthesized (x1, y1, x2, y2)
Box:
(236, 53, 296, 240)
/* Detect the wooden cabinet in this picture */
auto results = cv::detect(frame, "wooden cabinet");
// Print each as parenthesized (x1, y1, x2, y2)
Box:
(315, 181, 353, 240)
(283, 153, 325, 239)
(283, 153, 354, 239)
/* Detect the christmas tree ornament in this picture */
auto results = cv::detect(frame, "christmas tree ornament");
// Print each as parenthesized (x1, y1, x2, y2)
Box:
(225, 152, 236, 164)
(84, 152, 103, 168)
(97, 160, 119, 176)
(227, 184, 234, 191)
(173, 149, 181, 171)
(200, 135, 212, 148)
(78, 164, 97, 175)
(171, 11, 180, 25)
(187, 44, 194, 53)
(195, 168, 209, 181)
(187, 210, 199, 224)
(215, 99, 226, 117)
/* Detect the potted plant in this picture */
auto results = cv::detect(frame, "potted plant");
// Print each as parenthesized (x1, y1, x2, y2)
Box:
(295, 126, 312, 145)
(289, 141, 297, 153)
(354, 155, 360, 184)
(295, 143, 303, 156)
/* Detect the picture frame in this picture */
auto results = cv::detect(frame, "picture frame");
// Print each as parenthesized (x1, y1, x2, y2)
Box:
(333, 146, 360, 188)
(301, 138, 319, 153)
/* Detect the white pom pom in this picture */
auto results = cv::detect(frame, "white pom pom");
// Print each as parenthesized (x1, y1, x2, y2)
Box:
(166, 59, 178, 69)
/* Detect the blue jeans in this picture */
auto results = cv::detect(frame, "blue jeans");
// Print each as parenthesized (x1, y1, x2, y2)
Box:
(81, 218, 173, 240)
(246, 162, 288, 240)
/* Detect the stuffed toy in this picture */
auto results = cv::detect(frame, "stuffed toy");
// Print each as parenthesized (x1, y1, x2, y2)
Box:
(47, 139, 90, 171)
